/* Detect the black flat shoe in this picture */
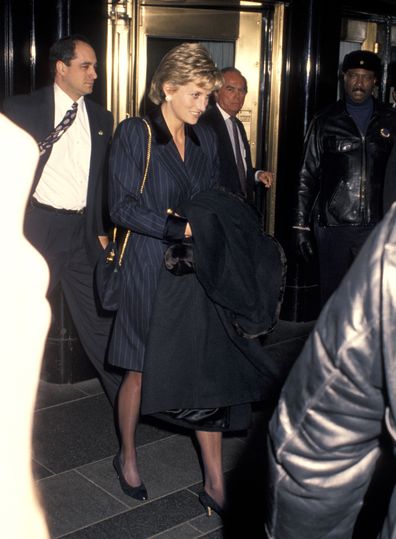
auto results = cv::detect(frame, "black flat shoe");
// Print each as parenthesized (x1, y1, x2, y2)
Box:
(113, 452, 148, 500)
(198, 490, 225, 518)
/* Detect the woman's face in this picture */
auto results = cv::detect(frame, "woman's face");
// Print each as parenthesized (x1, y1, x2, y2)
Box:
(164, 80, 212, 125)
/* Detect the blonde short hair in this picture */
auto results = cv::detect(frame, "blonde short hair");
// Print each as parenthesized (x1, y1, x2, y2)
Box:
(149, 42, 223, 105)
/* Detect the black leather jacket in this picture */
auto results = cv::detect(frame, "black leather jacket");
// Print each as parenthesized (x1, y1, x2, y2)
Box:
(294, 99, 396, 227)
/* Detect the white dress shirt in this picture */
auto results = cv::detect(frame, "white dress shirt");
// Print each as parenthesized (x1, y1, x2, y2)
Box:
(34, 84, 91, 210)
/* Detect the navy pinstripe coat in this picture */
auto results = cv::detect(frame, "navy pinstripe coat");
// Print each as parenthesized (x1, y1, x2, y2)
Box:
(107, 107, 219, 371)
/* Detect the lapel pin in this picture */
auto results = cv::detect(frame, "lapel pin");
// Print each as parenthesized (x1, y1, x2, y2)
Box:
(98, 130, 104, 136)
(380, 128, 390, 138)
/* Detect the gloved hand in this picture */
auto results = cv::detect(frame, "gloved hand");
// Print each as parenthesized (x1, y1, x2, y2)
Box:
(292, 227, 315, 263)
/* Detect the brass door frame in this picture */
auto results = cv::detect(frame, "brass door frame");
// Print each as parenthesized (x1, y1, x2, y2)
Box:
(266, 3, 284, 233)
(138, 6, 262, 164)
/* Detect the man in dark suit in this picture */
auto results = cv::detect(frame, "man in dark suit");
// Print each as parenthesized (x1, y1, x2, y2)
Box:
(200, 67, 273, 204)
(3, 35, 121, 404)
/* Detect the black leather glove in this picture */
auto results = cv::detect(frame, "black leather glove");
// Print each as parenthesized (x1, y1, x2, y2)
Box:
(292, 227, 315, 263)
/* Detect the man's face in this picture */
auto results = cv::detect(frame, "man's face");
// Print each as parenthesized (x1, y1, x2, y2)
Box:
(216, 70, 247, 116)
(344, 68, 376, 103)
(55, 41, 98, 101)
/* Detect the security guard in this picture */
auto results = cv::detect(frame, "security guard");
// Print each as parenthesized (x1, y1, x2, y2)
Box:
(292, 50, 396, 306)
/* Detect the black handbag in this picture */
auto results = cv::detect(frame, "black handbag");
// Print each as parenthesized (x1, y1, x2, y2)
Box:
(95, 119, 152, 311)
(95, 227, 131, 311)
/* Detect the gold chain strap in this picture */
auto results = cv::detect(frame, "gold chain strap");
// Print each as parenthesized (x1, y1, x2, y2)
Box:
(114, 118, 152, 267)
(138, 119, 152, 194)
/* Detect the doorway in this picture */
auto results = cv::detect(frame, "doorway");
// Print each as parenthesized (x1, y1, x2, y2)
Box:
(107, 0, 284, 230)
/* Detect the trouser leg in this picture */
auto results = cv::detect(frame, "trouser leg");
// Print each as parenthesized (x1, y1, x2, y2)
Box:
(24, 208, 121, 405)
(314, 225, 374, 307)
(60, 242, 121, 405)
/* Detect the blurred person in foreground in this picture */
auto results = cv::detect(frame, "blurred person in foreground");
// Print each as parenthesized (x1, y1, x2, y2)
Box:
(266, 203, 396, 538)
(0, 113, 50, 538)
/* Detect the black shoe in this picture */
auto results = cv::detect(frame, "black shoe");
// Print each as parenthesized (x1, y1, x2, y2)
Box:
(198, 490, 224, 518)
(113, 452, 148, 500)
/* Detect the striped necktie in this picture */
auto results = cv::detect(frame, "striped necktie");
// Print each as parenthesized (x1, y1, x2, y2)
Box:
(38, 102, 78, 156)
(230, 116, 247, 195)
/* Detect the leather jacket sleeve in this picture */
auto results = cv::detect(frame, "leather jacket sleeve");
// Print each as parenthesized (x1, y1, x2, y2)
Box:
(293, 116, 322, 227)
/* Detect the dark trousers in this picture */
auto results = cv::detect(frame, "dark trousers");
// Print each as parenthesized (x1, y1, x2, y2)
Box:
(314, 224, 375, 307)
(24, 205, 121, 405)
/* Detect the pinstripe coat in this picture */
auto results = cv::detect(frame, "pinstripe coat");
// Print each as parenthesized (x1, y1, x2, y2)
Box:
(107, 107, 219, 371)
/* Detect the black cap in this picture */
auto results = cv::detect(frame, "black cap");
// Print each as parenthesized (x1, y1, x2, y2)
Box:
(342, 50, 381, 76)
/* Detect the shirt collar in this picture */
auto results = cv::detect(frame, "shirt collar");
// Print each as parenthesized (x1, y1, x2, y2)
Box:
(216, 103, 232, 122)
(54, 83, 85, 112)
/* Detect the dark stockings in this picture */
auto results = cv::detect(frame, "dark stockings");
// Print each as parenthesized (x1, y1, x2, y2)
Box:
(196, 430, 225, 508)
(117, 371, 143, 487)
(116, 371, 224, 503)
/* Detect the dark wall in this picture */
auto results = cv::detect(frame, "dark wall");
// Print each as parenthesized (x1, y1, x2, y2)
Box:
(275, 0, 342, 320)
(343, 0, 396, 18)
(275, 0, 342, 249)
(0, 0, 108, 106)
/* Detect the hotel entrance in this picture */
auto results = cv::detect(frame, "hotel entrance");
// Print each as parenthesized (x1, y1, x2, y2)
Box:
(107, 0, 285, 231)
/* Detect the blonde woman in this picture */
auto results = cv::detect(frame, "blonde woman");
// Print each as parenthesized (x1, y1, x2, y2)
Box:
(108, 43, 226, 515)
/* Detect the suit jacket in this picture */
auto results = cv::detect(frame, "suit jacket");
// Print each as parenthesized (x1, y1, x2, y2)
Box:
(3, 86, 114, 264)
(199, 104, 255, 203)
(107, 106, 219, 371)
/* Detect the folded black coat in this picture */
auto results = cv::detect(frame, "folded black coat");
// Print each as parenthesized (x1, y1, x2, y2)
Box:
(141, 189, 287, 416)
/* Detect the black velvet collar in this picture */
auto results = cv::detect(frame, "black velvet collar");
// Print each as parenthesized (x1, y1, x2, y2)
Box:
(145, 106, 201, 147)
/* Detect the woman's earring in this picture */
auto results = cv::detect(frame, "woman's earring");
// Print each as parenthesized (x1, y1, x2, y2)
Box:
(165, 95, 172, 102)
